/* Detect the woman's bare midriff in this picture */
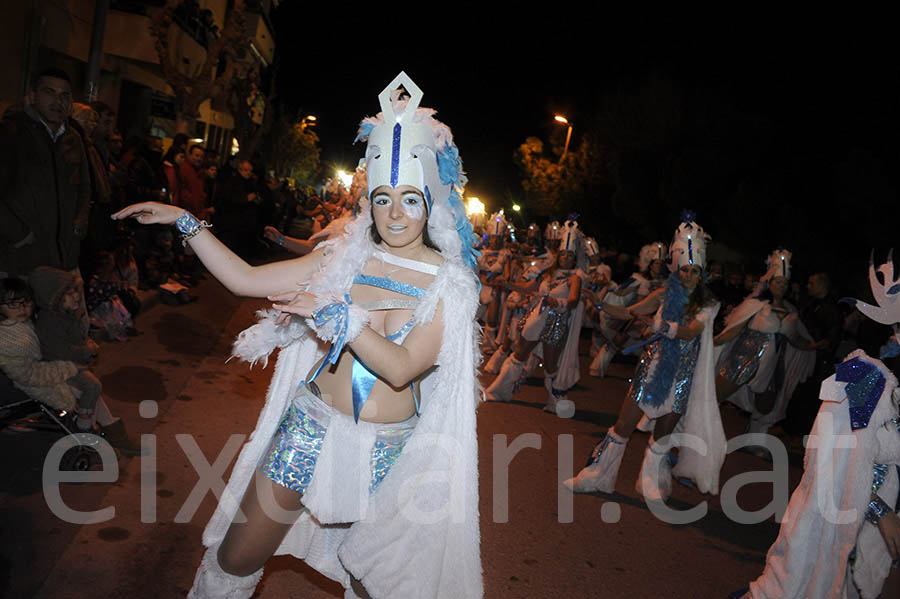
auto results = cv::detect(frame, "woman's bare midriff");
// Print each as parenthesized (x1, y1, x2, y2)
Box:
(305, 258, 437, 424)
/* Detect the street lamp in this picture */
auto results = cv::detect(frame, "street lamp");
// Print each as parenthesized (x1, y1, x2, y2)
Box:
(554, 115, 573, 163)
(336, 169, 353, 188)
(466, 196, 486, 228)
(301, 115, 317, 130)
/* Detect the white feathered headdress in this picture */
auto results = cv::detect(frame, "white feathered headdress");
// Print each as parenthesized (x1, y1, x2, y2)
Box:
(669, 210, 710, 270)
(545, 221, 561, 241)
(762, 248, 792, 282)
(355, 71, 479, 268)
(639, 242, 667, 272)
(487, 210, 508, 237)
(559, 219, 582, 253)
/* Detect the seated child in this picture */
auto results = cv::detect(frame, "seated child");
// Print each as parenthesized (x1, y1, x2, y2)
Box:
(142, 230, 194, 305)
(25, 271, 142, 456)
(111, 236, 142, 319)
(85, 252, 136, 340)
(0, 278, 79, 414)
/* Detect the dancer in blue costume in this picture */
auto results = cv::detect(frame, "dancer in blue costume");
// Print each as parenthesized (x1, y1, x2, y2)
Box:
(565, 215, 724, 501)
(114, 72, 482, 599)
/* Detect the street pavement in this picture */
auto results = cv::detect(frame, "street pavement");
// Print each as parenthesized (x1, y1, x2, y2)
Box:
(2, 274, 899, 598)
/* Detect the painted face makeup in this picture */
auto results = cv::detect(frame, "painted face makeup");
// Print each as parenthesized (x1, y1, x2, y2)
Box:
(373, 191, 426, 222)
(371, 185, 429, 245)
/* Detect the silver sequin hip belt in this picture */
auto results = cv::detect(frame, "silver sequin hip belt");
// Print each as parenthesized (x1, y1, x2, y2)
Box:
(260, 384, 417, 496)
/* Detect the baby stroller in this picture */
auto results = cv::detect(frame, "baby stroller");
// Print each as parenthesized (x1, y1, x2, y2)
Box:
(1, 371, 102, 471)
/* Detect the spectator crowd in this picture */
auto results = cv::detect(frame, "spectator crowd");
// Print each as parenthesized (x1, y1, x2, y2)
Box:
(0, 67, 354, 455)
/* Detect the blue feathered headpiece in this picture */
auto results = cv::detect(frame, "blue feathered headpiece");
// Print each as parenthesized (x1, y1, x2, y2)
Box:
(436, 144, 481, 269)
(353, 74, 480, 269)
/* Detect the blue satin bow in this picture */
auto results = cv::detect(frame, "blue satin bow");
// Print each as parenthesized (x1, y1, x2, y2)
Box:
(306, 294, 353, 385)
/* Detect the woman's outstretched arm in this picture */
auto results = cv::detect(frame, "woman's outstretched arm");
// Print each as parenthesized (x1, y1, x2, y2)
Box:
(602, 287, 664, 320)
(112, 202, 325, 298)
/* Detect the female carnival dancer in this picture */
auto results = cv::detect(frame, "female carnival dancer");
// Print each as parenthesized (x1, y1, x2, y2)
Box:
(589, 242, 667, 378)
(485, 220, 585, 416)
(730, 255, 900, 599)
(478, 211, 511, 350)
(714, 249, 817, 437)
(483, 249, 555, 373)
(113, 72, 483, 599)
(565, 216, 724, 501)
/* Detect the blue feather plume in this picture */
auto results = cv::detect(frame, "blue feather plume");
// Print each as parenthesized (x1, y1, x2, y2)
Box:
(437, 145, 480, 269)
(640, 271, 691, 407)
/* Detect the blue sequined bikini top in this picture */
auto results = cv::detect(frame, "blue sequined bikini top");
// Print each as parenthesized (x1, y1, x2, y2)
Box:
(340, 250, 439, 422)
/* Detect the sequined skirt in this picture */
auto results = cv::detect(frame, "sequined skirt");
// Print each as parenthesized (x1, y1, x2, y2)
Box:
(260, 384, 416, 496)
(522, 301, 567, 345)
(719, 328, 770, 387)
(627, 337, 701, 417)
(540, 309, 570, 347)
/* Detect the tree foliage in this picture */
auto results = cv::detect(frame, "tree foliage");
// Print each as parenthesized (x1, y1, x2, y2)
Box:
(149, 0, 249, 133)
(515, 69, 898, 287)
(264, 116, 321, 186)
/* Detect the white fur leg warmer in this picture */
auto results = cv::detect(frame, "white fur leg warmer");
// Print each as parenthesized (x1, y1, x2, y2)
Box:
(564, 428, 627, 493)
(635, 437, 673, 502)
(636, 414, 656, 433)
(484, 348, 509, 374)
(485, 355, 525, 402)
(187, 545, 263, 599)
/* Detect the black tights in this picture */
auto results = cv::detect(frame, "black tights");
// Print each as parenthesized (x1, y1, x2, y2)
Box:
(216, 470, 371, 598)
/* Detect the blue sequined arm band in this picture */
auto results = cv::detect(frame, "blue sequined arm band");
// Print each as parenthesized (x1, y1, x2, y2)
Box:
(865, 494, 892, 525)
(175, 212, 212, 246)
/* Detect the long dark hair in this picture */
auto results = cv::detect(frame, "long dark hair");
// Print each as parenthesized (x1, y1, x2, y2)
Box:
(685, 277, 717, 321)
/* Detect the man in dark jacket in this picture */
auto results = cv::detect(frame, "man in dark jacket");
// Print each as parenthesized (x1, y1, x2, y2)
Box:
(784, 271, 844, 436)
(214, 159, 260, 259)
(0, 68, 92, 277)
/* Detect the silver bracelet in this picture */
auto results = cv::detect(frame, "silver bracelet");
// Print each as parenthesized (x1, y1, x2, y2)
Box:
(175, 212, 212, 246)
(865, 495, 891, 525)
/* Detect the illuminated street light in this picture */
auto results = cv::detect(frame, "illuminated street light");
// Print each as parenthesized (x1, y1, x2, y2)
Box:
(554, 114, 573, 163)
(512, 204, 521, 212)
(466, 196, 486, 228)
(301, 115, 317, 130)
(337, 169, 353, 188)
(466, 197, 485, 216)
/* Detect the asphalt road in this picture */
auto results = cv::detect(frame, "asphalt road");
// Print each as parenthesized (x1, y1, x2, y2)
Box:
(2, 273, 898, 598)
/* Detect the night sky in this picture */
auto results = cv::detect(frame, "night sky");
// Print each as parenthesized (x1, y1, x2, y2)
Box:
(272, 12, 897, 284)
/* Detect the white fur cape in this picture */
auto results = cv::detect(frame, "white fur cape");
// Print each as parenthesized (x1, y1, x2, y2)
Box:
(671, 302, 726, 495)
(750, 350, 900, 599)
(202, 209, 484, 598)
